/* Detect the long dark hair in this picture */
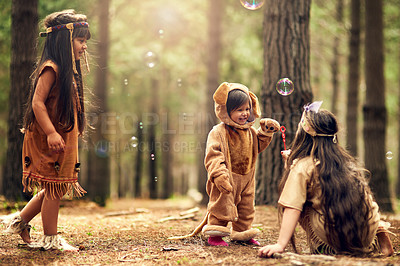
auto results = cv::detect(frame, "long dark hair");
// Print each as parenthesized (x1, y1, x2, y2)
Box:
(279, 109, 374, 254)
(23, 10, 90, 135)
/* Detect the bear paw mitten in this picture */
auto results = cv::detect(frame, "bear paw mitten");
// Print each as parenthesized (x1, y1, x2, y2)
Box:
(260, 118, 280, 136)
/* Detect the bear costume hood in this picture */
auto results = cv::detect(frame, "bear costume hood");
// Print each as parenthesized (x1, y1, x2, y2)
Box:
(213, 82, 261, 129)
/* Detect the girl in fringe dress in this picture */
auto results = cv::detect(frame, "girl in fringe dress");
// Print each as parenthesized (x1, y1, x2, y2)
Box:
(1, 9, 90, 251)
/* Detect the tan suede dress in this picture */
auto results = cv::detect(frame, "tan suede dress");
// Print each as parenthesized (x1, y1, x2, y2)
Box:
(22, 60, 86, 199)
(279, 157, 383, 254)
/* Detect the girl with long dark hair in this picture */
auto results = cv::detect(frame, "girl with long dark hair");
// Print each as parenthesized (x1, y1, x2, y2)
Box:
(259, 102, 393, 257)
(1, 9, 90, 251)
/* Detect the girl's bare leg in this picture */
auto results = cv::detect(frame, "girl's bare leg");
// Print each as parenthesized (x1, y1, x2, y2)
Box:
(19, 190, 46, 243)
(41, 193, 61, 236)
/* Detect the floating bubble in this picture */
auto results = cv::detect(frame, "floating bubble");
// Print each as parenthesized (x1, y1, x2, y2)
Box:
(177, 78, 182, 87)
(124, 79, 128, 86)
(386, 151, 393, 160)
(95, 140, 109, 158)
(129, 136, 138, 148)
(158, 29, 164, 39)
(143, 51, 158, 68)
(276, 78, 294, 96)
(240, 0, 264, 10)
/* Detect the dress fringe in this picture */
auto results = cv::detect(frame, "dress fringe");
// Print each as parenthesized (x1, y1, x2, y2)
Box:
(299, 209, 336, 255)
(300, 208, 380, 256)
(23, 172, 86, 200)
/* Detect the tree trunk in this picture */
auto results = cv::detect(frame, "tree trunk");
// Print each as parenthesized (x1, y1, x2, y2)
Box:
(116, 144, 124, 198)
(256, 0, 312, 205)
(330, 0, 343, 114)
(161, 131, 173, 199)
(3, 0, 38, 201)
(87, 0, 111, 206)
(161, 67, 173, 199)
(148, 77, 158, 199)
(397, 41, 400, 198)
(346, 0, 361, 156)
(363, 0, 393, 212)
(197, 0, 223, 205)
(134, 121, 143, 198)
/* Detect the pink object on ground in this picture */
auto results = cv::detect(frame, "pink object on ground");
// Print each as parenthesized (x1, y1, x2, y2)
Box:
(247, 238, 260, 245)
(208, 236, 229, 246)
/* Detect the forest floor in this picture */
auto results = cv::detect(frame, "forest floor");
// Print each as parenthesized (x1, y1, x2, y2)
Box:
(1, 197, 400, 265)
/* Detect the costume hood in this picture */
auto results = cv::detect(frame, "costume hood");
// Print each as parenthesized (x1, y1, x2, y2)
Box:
(213, 82, 261, 129)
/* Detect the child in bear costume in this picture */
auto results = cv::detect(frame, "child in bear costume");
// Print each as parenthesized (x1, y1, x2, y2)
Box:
(169, 82, 280, 246)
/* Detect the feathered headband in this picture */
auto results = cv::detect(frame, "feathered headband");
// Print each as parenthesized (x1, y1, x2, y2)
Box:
(39, 22, 90, 74)
(300, 101, 337, 143)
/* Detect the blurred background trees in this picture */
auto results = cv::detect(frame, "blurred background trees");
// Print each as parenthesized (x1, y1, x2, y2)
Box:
(1, 0, 399, 212)
(86, 0, 111, 206)
(2, 0, 38, 201)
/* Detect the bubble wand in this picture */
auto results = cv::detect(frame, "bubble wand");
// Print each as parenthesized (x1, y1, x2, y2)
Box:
(280, 126, 286, 150)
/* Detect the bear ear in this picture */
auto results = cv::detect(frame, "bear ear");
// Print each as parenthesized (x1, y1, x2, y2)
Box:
(249, 91, 261, 118)
(213, 82, 230, 105)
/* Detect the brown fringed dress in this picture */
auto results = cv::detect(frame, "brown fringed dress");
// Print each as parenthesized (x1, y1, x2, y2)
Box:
(22, 60, 86, 199)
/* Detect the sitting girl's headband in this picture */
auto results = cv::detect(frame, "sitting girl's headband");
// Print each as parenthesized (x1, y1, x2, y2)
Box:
(39, 22, 89, 74)
(300, 101, 337, 143)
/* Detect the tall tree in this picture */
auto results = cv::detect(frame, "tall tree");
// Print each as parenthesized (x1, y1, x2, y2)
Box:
(160, 73, 173, 199)
(256, 0, 312, 205)
(3, 0, 38, 201)
(330, 0, 344, 114)
(87, 0, 111, 206)
(397, 40, 400, 199)
(161, 126, 173, 199)
(346, 0, 361, 156)
(148, 77, 158, 199)
(363, 0, 393, 212)
(134, 121, 143, 197)
(396, 44, 400, 198)
(396, 35, 400, 198)
(197, 0, 223, 205)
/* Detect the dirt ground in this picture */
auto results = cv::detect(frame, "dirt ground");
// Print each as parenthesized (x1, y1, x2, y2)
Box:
(1, 198, 400, 265)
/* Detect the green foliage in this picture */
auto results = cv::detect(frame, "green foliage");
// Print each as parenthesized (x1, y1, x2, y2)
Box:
(0, 1, 11, 166)
(38, 1, 93, 19)
(383, 0, 399, 187)
(222, 3, 263, 94)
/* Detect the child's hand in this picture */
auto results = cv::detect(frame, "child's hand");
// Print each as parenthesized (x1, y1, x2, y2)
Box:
(281, 149, 291, 161)
(258, 243, 285, 258)
(47, 132, 65, 153)
(214, 175, 233, 194)
(281, 149, 291, 169)
(260, 119, 280, 134)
